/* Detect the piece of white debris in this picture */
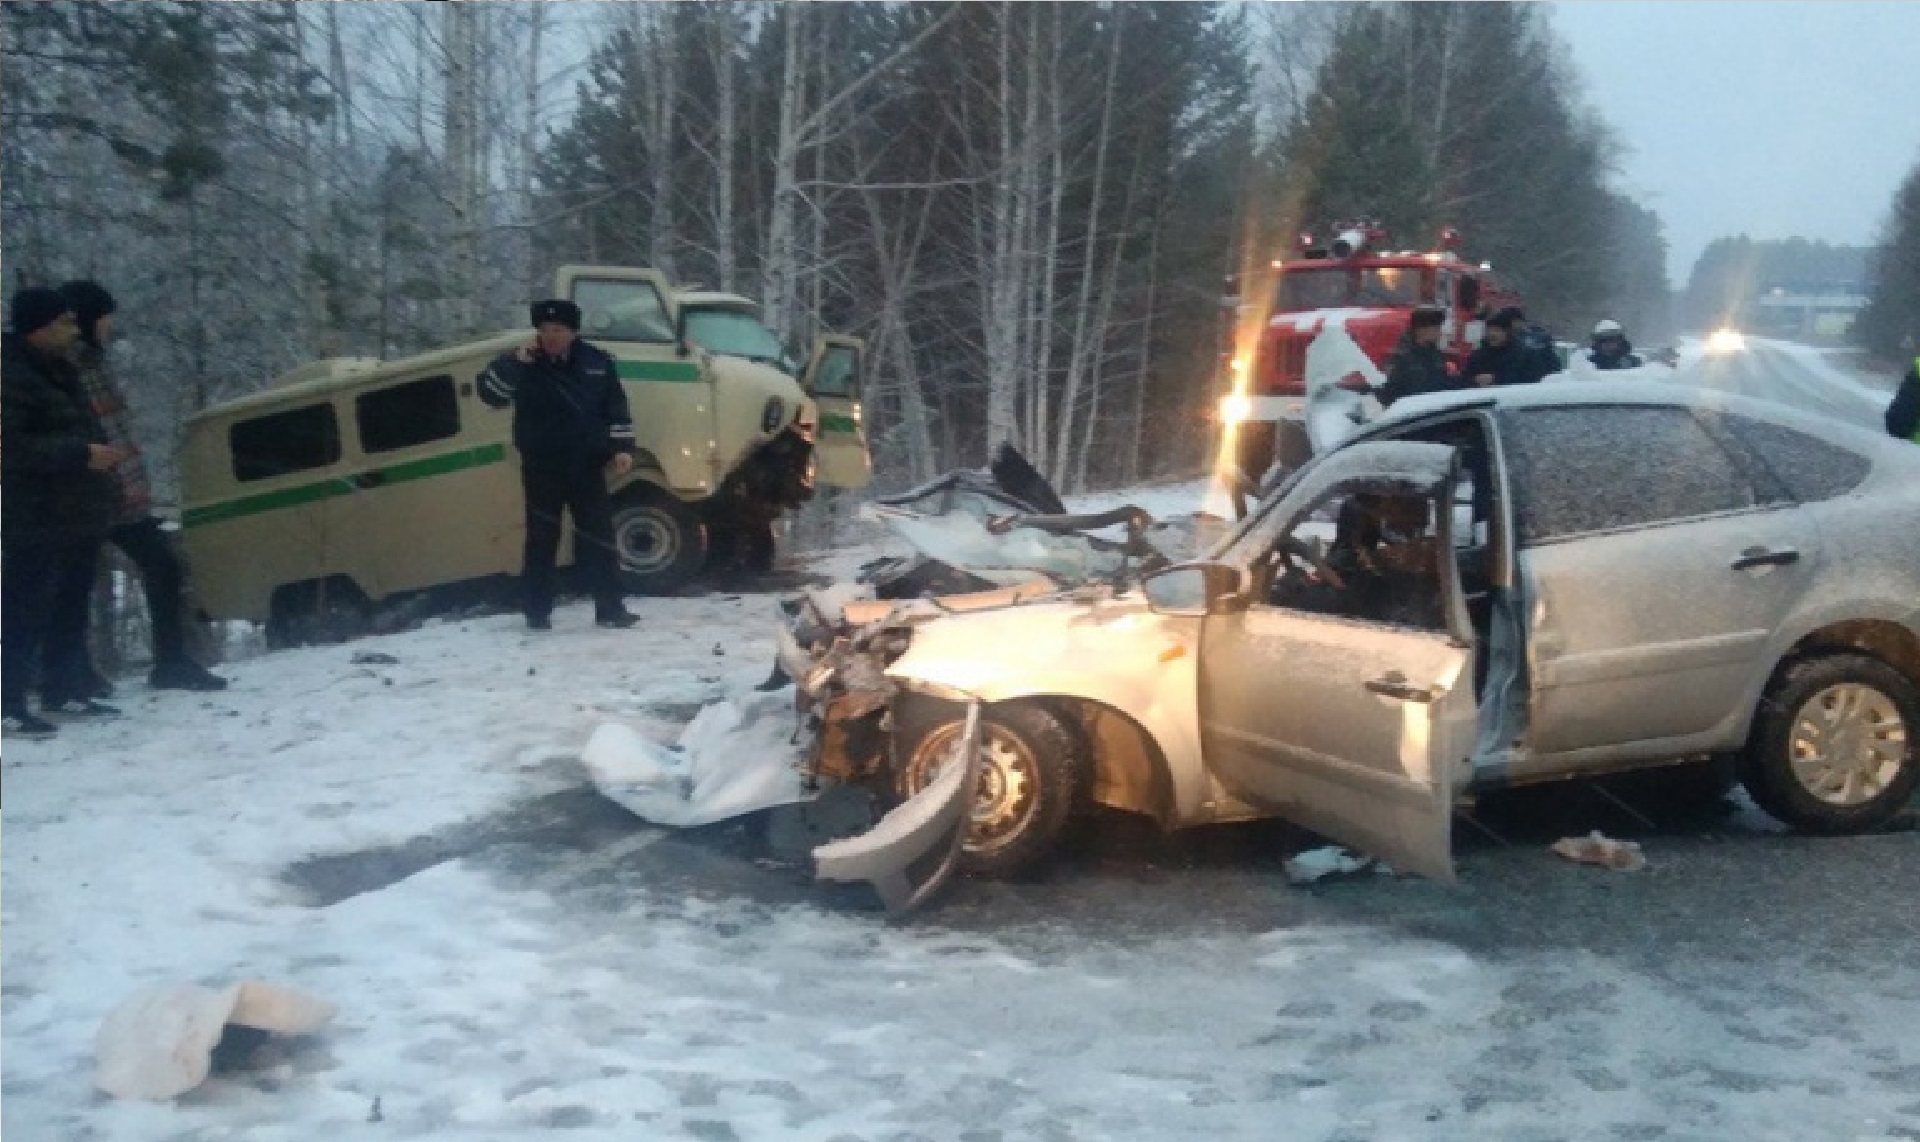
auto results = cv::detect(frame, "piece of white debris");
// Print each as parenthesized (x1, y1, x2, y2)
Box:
(584, 687, 809, 828)
(1283, 845, 1373, 885)
(1551, 831, 1647, 872)
(96, 980, 335, 1101)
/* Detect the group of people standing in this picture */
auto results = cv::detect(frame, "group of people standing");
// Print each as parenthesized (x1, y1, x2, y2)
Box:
(3, 284, 226, 740)
(1376, 304, 1569, 407)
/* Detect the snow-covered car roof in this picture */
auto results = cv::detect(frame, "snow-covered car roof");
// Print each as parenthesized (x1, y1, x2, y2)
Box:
(1365, 378, 1913, 458)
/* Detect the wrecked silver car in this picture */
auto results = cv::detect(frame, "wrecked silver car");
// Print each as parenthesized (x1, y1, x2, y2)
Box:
(783, 381, 1920, 902)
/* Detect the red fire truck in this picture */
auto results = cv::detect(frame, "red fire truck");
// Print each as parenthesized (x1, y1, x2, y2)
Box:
(1225, 222, 1523, 480)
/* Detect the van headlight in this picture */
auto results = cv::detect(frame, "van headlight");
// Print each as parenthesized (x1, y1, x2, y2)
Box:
(761, 397, 785, 433)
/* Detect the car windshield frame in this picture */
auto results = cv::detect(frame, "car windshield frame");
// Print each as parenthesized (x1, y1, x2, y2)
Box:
(571, 277, 676, 345)
(1274, 265, 1427, 312)
(683, 307, 795, 374)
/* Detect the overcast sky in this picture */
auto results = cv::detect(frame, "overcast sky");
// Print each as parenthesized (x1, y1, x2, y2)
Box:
(1548, 1, 1920, 288)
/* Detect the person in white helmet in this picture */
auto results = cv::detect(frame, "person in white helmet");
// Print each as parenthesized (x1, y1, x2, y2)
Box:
(1587, 319, 1643, 370)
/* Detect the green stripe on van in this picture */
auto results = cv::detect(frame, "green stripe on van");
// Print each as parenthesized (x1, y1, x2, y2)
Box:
(820, 413, 861, 434)
(616, 360, 703, 383)
(183, 442, 509, 529)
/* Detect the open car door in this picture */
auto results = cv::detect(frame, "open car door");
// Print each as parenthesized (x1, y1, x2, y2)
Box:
(801, 335, 871, 490)
(1196, 441, 1476, 881)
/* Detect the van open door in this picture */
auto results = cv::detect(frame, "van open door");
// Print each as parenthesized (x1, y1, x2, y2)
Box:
(1194, 442, 1474, 881)
(801, 335, 871, 490)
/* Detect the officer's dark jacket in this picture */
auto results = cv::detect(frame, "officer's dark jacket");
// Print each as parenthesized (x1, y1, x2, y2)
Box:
(1, 332, 117, 544)
(478, 339, 636, 463)
(1376, 331, 1458, 408)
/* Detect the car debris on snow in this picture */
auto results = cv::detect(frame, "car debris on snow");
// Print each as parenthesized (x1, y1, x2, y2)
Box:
(1283, 845, 1378, 885)
(581, 446, 1222, 912)
(1551, 831, 1647, 872)
(96, 980, 335, 1101)
(582, 688, 812, 828)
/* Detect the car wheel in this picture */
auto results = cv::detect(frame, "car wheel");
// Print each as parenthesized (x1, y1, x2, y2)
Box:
(1740, 654, 1919, 834)
(611, 487, 708, 595)
(894, 701, 1090, 879)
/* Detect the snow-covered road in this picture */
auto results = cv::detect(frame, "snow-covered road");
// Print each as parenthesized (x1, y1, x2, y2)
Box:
(5, 348, 1920, 1140)
(1677, 337, 1895, 431)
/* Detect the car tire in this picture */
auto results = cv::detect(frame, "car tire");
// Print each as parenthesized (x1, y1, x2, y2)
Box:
(611, 486, 708, 595)
(1740, 654, 1920, 834)
(893, 700, 1090, 880)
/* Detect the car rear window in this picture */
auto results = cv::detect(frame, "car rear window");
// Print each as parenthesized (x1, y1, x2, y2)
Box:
(1500, 406, 1760, 543)
(1717, 413, 1871, 504)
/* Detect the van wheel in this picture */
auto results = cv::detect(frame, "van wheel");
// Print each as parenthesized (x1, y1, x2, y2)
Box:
(893, 701, 1090, 880)
(265, 580, 371, 649)
(611, 487, 707, 595)
(1740, 654, 1919, 834)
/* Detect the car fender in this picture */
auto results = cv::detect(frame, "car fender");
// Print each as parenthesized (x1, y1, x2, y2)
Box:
(884, 598, 1213, 824)
(1732, 597, 1920, 742)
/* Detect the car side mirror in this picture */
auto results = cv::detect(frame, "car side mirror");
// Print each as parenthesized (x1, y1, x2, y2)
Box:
(1143, 562, 1242, 617)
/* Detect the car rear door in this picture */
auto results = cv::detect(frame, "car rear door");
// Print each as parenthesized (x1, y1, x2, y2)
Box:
(1196, 442, 1477, 881)
(1501, 405, 1816, 757)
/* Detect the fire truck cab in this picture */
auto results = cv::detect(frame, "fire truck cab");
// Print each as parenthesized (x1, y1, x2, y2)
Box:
(1225, 223, 1521, 486)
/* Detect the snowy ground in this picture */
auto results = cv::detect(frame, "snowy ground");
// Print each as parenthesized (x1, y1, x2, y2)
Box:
(7, 355, 1920, 1140)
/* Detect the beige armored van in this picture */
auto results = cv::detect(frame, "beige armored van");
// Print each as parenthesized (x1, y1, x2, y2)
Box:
(181, 266, 868, 644)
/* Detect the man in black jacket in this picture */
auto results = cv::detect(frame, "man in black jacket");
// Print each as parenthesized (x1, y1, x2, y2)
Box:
(479, 299, 639, 630)
(1375, 306, 1458, 408)
(1466, 307, 1559, 388)
(1888, 355, 1919, 443)
(3, 288, 129, 737)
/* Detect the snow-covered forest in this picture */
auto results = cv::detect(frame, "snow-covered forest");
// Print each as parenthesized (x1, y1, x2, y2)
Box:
(2, 1, 1672, 497)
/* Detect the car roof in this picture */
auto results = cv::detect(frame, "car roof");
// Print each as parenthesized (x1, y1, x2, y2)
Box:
(1360, 378, 1909, 459)
(676, 292, 760, 313)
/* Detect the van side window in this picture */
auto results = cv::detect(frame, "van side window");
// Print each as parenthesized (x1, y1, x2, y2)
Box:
(357, 375, 460, 453)
(231, 404, 340, 482)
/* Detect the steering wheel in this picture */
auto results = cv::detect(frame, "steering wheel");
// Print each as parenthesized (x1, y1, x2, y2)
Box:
(1279, 534, 1347, 592)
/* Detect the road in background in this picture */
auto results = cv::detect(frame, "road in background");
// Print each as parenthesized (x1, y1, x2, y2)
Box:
(1680, 336, 1894, 432)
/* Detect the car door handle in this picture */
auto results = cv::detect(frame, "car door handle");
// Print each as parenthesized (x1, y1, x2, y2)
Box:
(1366, 673, 1434, 703)
(1731, 547, 1799, 571)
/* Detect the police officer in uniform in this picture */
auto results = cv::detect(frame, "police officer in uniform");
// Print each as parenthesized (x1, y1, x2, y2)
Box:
(479, 299, 639, 630)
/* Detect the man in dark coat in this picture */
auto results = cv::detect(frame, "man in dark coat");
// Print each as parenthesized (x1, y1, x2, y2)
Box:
(1887, 355, 1919, 443)
(479, 298, 639, 630)
(60, 280, 228, 694)
(2, 288, 128, 737)
(1466, 307, 1559, 387)
(1375, 306, 1458, 408)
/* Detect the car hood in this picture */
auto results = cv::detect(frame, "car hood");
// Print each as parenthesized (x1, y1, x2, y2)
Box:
(886, 592, 1197, 703)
